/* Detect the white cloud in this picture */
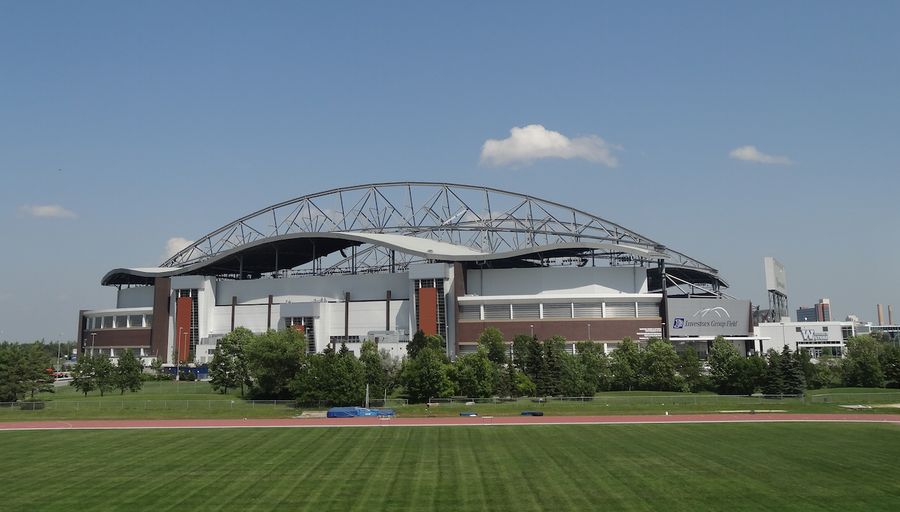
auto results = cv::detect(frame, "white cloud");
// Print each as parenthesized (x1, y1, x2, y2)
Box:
(729, 145, 793, 165)
(19, 204, 77, 219)
(164, 237, 194, 259)
(480, 124, 620, 167)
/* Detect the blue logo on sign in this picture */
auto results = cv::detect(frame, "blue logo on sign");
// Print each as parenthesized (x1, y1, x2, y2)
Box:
(672, 317, 685, 329)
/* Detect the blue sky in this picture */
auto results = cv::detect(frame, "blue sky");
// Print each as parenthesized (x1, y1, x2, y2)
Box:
(1, 1, 898, 341)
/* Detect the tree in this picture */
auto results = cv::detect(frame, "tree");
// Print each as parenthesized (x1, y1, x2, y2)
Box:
(781, 346, 806, 395)
(400, 346, 453, 403)
(149, 358, 165, 380)
(535, 337, 566, 396)
(115, 349, 143, 394)
(212, 327, 254, 395)
(477, 327, 508, 365)
(0, 343, 28, 401)
(93, 355, 116, 397)
(610, 338, 641, 391)
(360, 340, 387, 396)
(70, 356, 96, 397)
(677, 347, 706, 392)
(451, 346, 499, 397)
(879, 344, 900, 388)
(559, 352, 593, 397)
(708, 337, 742, 394)
(575, 342, 611, 393)
(245, 328, 306, 399)
(843, 335, 884, 387)
(762, 349, 785, 395)
(512, 334, 541, 381)
(640, 339, 680, 391)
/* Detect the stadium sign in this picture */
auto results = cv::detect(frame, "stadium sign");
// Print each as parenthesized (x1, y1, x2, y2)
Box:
(667, 298, 751, 336)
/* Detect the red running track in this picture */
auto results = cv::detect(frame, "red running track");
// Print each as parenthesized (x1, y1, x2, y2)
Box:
(1, 413, 899, 431)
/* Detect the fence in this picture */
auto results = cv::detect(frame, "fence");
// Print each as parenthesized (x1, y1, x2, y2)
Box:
(808, 392, 900, 404)
(0, 399, 299, 412)
(425, 394, 805, 405)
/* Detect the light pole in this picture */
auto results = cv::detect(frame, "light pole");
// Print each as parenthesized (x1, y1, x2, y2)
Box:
(530, 324, 534, 338)
(90, 332, 96, 357)
(587, 323, 591, 342)
(56, 335, 62, 372)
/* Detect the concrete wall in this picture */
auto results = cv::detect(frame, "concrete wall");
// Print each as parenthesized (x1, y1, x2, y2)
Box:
(117, 286, 154, 308)
(214, 273, 410, 305)
(466, 266, 648, 296)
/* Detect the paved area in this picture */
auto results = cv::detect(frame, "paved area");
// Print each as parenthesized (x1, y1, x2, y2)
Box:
(1, 413, 898, 431)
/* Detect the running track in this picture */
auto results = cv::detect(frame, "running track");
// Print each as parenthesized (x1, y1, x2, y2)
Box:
(1, 413, 899, 431)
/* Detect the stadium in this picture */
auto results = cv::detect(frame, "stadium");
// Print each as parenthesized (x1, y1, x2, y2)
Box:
(78, 182, 753, 365)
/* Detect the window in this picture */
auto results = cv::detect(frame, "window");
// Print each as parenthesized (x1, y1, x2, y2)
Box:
(483, 304, 510, 320)
(285, 317, 316, 353)
(459, 304, 481, 321)
(128, 315, 143, 328)
(604, 303, 634, 318)
(822, 326, 829, 332)
(542, 303, 572, 319)
(329, 335, 361, 344)
(414, 279, 447, 341)
(115, 316, 128, 328)
(102, 317, 113, 329)
(573, 303, 603, 319)
(795, 327, 802, 332)
(637, 302, 661, 318)
(175, 289, 199, 355)
(512, 303, 540, 319)
(144, 314, 153, 326)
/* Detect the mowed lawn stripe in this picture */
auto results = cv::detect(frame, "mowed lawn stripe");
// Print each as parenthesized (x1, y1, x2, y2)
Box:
(1, 424, 899, 511)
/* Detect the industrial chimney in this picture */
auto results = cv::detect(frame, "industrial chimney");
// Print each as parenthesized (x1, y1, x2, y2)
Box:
(877, 304, 884, 325)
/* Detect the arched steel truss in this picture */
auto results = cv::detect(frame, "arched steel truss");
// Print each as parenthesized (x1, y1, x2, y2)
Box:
(162, 182, 718, 278)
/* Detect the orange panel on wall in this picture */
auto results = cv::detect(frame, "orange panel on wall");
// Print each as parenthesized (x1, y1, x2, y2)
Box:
(418, 287, 438, 336)
(175, 297, 192, 363)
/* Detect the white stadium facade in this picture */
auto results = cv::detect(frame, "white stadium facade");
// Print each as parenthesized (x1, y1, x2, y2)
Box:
(78, 182, 758, 366)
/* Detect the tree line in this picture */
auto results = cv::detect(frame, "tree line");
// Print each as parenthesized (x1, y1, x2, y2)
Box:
(209, 326, 900, 404)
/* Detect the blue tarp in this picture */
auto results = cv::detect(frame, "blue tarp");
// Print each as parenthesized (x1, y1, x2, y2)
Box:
(326, 407, 396, 418)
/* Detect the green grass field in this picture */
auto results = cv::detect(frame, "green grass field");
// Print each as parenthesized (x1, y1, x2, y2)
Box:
(2, 382, 899, 421)
(1, 423, 898, 511)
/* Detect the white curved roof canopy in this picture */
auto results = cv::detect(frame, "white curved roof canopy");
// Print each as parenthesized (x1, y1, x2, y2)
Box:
(103, 182, 723, 287)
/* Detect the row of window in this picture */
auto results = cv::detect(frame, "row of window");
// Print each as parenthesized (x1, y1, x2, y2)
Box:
(329, 335, 362, 344)
(85, 314, 153, 330)
(459, 302, 661, 321)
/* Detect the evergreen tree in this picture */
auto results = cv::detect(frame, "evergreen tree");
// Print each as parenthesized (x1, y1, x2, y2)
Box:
(762, 349, 785, 395)
(536, 336, 565, 396)
(779, 346, 806, 394)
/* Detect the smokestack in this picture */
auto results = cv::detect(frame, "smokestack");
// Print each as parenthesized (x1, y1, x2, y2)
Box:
(877, 304, 884, 325)
(889, 305, 894, 325)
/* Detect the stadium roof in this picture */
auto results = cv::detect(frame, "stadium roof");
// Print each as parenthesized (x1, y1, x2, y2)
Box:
(102, 182, 725, 288)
